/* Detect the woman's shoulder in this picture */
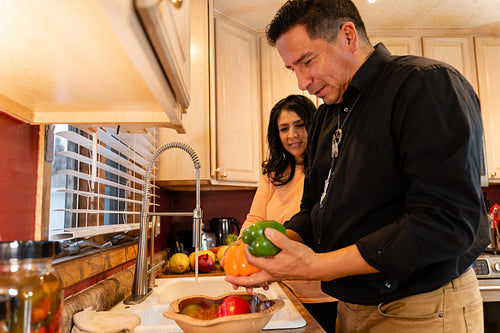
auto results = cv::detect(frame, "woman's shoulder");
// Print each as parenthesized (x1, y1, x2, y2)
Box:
(265, 166, 295, 185)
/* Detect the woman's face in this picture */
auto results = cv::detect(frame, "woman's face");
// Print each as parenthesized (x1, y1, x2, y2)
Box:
(277, 109, 308, 163)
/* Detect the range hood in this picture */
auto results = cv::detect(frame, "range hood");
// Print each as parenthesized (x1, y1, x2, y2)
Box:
(0, 0, 190, 133)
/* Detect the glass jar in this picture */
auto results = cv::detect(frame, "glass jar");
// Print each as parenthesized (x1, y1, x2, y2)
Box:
(0, 241, 63, 333)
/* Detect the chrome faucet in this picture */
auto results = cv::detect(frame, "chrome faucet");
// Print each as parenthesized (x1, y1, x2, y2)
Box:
(124, 142, 202, 305)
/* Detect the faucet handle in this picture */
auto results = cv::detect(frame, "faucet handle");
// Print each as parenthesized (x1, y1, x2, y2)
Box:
(147, 260, 165, 288)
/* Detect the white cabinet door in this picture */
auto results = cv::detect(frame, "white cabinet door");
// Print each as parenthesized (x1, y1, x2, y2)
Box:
(157, 7, 262, 188)
(369, 36, 422, 56)
(422, 37, 478, 92)
(475, 37, 500, 183)
(157, 0, 211, 186)
(210, 15, 262, 185)
(135, 0, 191, 109)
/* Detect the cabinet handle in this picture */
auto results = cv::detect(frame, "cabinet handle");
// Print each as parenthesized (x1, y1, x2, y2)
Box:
(167, 0, 182, 9)
(491, 171, 497, 177)
(215, 168, 228, 180)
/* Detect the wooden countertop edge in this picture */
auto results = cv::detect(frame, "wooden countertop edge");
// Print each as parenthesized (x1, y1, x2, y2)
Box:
(272, 282, 326, 333)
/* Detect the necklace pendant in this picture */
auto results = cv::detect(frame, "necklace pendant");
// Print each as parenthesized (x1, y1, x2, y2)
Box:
(332, 141, 339, 158)
(332, 128, 342, 158)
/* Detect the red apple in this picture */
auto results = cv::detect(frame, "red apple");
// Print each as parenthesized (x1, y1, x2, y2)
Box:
(198, 253, 214, 272)
(216, 296, 250, 317)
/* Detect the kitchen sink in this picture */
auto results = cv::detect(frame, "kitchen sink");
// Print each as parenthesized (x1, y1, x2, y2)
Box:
(110, 275, 306, 332)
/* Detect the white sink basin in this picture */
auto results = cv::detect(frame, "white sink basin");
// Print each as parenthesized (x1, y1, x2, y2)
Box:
(110, 275, 306, 332)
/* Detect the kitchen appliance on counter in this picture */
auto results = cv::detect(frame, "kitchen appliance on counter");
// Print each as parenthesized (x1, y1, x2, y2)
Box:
(201, 232, 217, 251)
(209, 217, 241, 246)
(474, 205, 500, 292)
(472, 204, 500, 294)
(473, 252, 500, 332)
(473, 203, 500, 332)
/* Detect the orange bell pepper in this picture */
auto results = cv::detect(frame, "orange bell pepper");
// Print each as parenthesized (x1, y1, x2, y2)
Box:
(222, 243, 261, 276)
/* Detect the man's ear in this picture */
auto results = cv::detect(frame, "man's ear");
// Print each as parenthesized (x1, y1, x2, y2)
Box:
(340, 22, 358, 53)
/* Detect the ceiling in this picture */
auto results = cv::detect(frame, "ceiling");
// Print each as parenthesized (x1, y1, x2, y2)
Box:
(213, 0, 500, 31)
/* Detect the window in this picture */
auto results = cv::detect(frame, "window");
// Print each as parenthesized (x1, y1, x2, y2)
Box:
(49, 125, 157, 241)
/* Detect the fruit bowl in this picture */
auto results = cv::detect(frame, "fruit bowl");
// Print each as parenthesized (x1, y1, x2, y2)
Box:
(163, 292, 285, 333)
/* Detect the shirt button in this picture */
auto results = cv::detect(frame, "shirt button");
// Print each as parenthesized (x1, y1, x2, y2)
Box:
(317, 239, 321, 245)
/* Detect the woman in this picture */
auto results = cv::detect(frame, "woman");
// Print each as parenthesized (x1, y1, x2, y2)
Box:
(240, 94, 338, 332)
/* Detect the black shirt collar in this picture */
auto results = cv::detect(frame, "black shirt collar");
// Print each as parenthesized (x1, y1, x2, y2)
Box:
(342, 43, 392, 105)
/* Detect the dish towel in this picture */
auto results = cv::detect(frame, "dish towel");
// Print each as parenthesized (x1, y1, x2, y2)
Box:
(71, 307, 141, 333)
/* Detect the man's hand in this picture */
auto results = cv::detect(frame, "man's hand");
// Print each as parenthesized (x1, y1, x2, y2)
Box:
(224, 227, 380, 291)
(224, 227, 318, 288)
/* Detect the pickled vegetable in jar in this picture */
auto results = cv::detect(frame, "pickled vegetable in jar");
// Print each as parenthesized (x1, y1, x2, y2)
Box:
(0, 241, 63, 333)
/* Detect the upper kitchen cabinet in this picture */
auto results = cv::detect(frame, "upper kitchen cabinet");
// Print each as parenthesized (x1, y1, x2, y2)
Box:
(156, 5, 261, 188)
(422, 37, 478, 92)
(369, 36, 423, 56)
(210, 14, 262, 185)
(368, 35, 479, 93)
(136, 0, 190, 110)
(156, 0, 211, 186)
(0, 0, 190, 133)
(475, 37, 500, 183)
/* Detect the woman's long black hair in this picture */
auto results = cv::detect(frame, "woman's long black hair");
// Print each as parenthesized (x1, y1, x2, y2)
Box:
(262, 95, 315, 186)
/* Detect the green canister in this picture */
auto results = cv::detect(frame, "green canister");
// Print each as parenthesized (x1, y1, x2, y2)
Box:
(0, 241, 63, 333)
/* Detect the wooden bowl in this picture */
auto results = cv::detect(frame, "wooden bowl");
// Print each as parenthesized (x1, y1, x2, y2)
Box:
(163, 292, 285, 333)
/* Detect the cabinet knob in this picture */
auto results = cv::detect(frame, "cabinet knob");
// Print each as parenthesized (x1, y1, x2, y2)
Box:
(168, 0, 182, 9)
(215, 168, 228, 180)
(491, 171, 497, 177)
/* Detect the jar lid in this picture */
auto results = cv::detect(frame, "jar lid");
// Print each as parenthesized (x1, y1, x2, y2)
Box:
(0, 241, 62, 259)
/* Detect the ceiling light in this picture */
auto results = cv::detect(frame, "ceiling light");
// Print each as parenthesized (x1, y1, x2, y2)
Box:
(368, 0, 376, 3)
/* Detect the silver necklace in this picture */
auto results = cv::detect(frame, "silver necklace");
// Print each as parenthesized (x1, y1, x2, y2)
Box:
(319, 93, 362, 208)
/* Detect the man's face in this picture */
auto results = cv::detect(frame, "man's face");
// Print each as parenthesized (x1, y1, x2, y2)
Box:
(276, 25, 354, 104)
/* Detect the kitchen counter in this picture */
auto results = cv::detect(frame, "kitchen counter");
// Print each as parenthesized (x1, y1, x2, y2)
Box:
(63, 261, 325, 333)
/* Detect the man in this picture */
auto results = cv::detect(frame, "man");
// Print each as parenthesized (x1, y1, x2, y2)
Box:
(225, 0, 490, 332)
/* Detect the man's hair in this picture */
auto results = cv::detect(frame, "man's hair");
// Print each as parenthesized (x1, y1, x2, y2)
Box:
(266, 0, 369, 46)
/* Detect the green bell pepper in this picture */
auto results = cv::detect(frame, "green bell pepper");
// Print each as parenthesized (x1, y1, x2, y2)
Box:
(241, 220, 287, 257)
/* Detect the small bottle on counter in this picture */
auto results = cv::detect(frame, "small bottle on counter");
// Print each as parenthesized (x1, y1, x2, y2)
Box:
(0, 241, 63, 333)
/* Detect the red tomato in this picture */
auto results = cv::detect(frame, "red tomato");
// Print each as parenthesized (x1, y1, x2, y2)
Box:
(216, 296, 250, 317)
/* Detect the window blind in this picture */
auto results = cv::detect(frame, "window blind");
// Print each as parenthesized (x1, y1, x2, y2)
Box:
(49, 125, 158, 241)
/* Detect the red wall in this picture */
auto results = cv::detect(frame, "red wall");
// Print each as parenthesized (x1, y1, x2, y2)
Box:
(0, 111, 39, 241)
(484, 186, 500, 210)
(156, 189, 255, 252)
